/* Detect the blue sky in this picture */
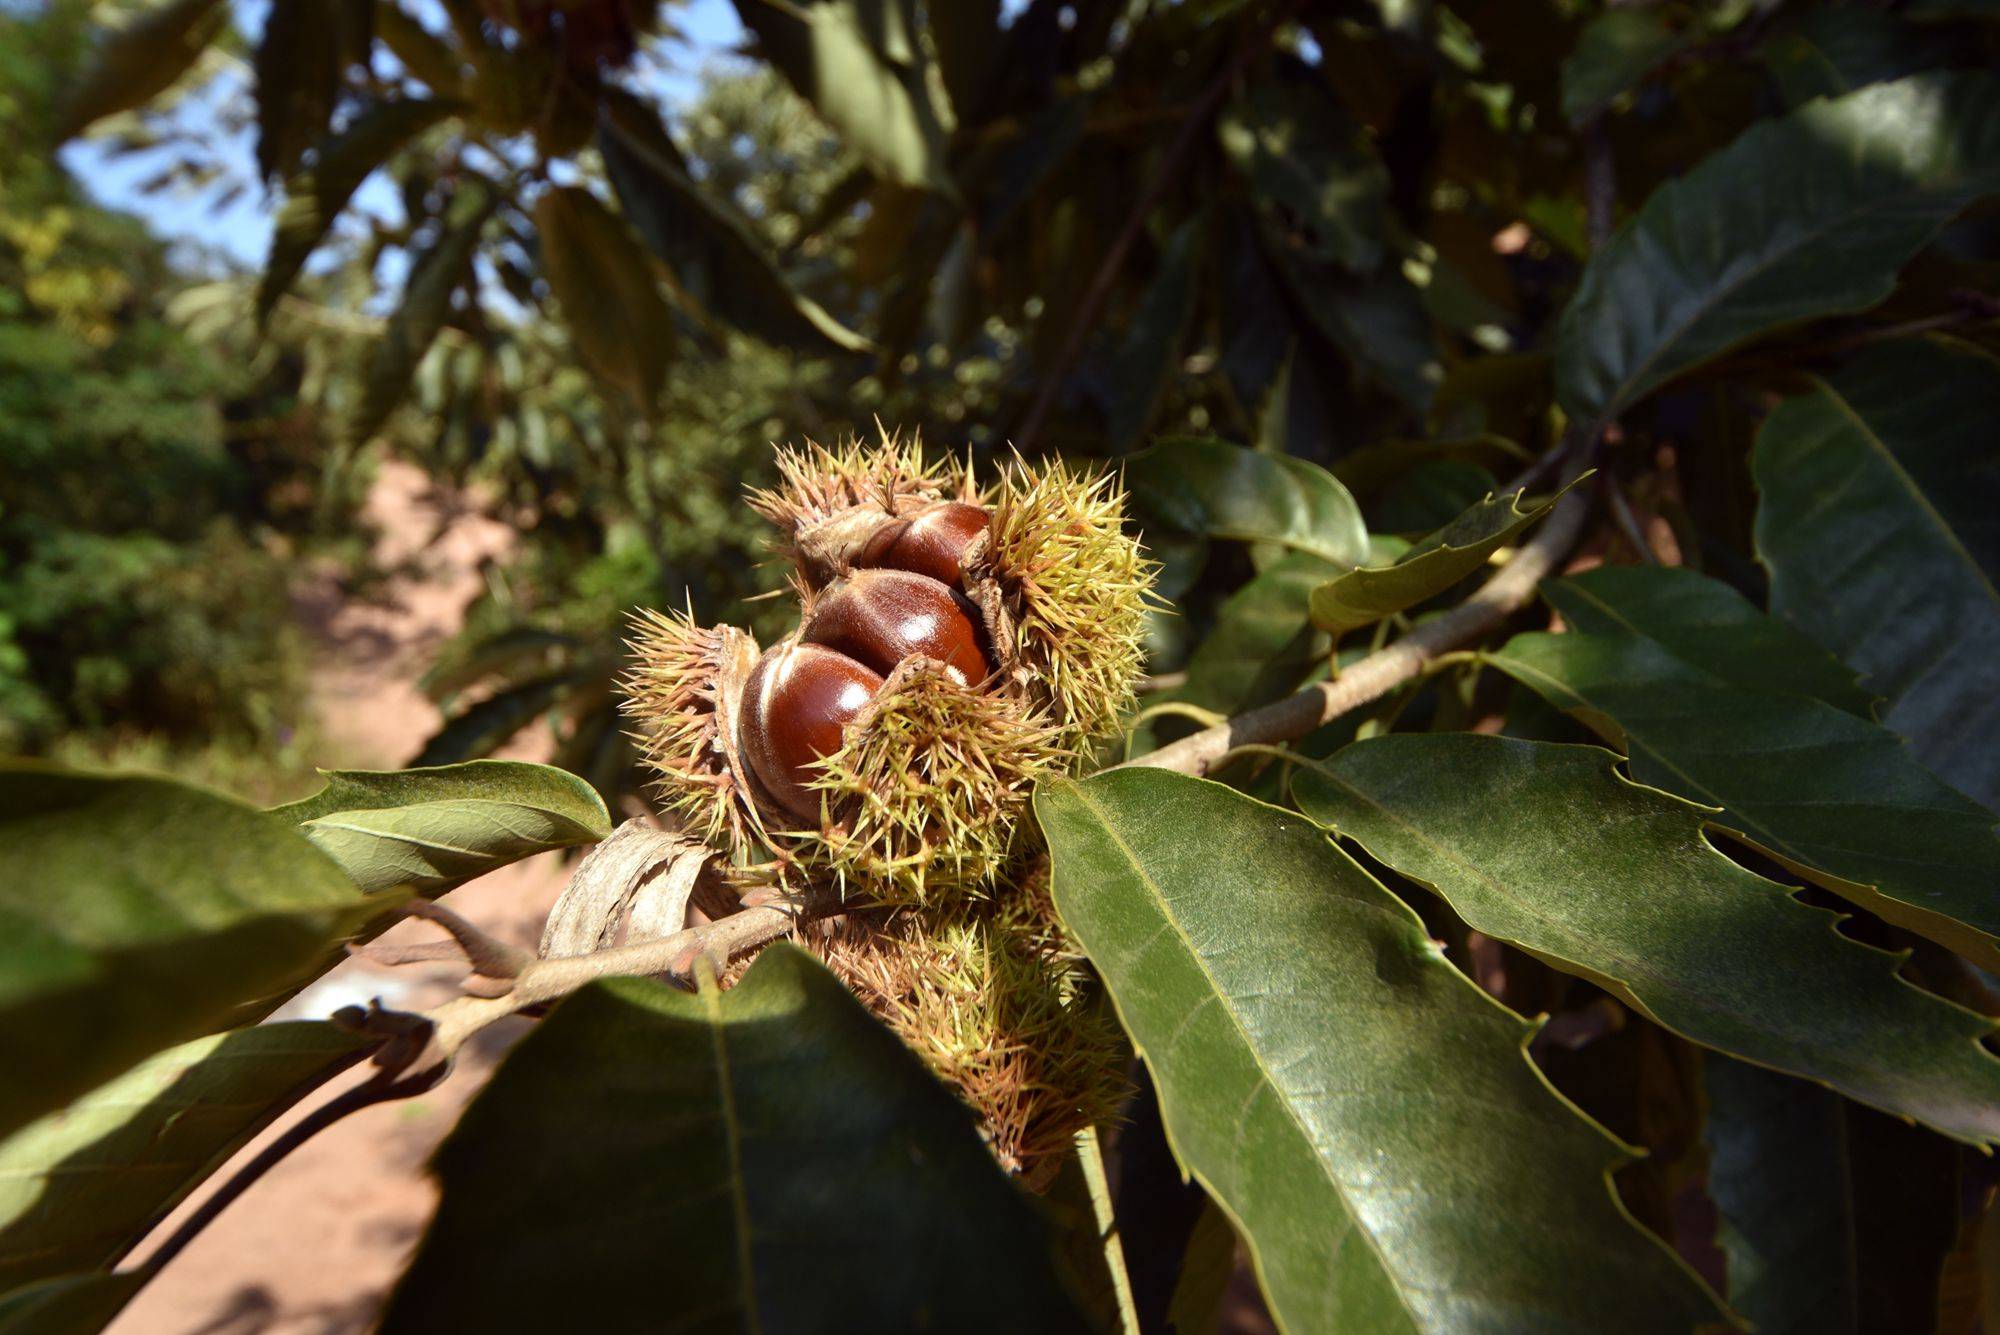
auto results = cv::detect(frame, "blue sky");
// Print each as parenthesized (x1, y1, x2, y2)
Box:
(61, 0, 747, 269)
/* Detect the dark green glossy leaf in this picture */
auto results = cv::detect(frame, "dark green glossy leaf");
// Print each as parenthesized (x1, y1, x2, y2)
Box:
(270, 760, 611, 896)
(1561, 9, 1692, 125)
(257, 98, 459, 322)
(1269, 250, 1441, 415)
(1109, 216, 1204, 452)
(347, 185, 491, 447)
(0, 1023, 367, 1292)
(1765, 8, 1957, 107)
(1753, 338, 2000, 809)
(729, 0, 952, 193)
(598, 92, 870, 355)
(1180, 552, 1339, 715)
(1035, 770, 1728, 1335)
(1490, 567, 2000, 971)
(0, 765, 383, 1140)
(0, 1273, 143, 1335)
(535, 185, 676, 412)
(1126, 436, 1369, 567)
(54, 0, 227, 142)
(1219, 79, 1387, 272)
(1545, 565, 1875, 716)
(1308, 481, 1570, 634)
(1294, 734, 2000, 1145)
(1556, 73, 2000, 427)
(381, 947, 1086, 1332)
(1704, 1056, 1858, 1335)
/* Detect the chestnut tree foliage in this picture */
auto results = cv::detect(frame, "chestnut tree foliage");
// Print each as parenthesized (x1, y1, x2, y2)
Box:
(7, 0, 2000, 1332)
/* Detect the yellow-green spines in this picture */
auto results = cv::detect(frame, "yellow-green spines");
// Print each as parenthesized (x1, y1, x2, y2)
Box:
(621, 606, 756, 844)
(746, 431, 971, 538)
(982, 456, 1154, 747)
(802, 659, 1068, 902)
(810, 901, 1129, 1184)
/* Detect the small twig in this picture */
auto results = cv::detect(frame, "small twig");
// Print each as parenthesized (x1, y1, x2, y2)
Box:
(1120, 472, 1592, 777)
(1135, 671, 1187, 695)
(402, 900, 536, 981)
(1600, 471, 1659, 565)
(1013, 14, 1282, 452)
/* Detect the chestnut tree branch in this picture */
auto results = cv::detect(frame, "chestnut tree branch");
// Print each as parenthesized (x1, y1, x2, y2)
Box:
(1116, 479, 1593, 778)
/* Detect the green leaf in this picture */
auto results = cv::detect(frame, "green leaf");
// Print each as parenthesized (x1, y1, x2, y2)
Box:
(1703, 1056, 1858, 1335)
(253, 0, 352, 180)
(1268, 251, 1441, 415)
(1180, 552, 1339, 714)
(0, 1023, 367, 1292)
(1765, 8, 1956, 108)
(1219, 79, 1387, 272)
(1753, 338, 2000, 809)
(54, 0, 228, 143)
(257, 98, 460, 322)
(535, 185, 676, 413)
(1307, 480, 1572, 634)
(0, 1274, 144, 1335)
(1293, 734, 2000, 1146)
(1561, 9, 1691, 126)
(597, 92, 870, 355)
(729, 0, 953, 193)
(1545, 565, 1876, 716)
(1126, 436, 1370, 567)
(346, 185, 491, 448)
(1489, 567, 2000, 972)
(380, 947, 1087, 1331)
(1165, 1200, 1236, 1335)
(411, 670, 580, 766)
(0, 764, 383, 1141)
(1108, 216, 1205, 451)
(1035, 770, 1728, 1335)
(270, 760, 611, 897)
(1555, 73, 2000, 427)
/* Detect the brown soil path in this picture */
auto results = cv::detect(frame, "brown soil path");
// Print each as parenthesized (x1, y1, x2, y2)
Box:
(111, 461, 570, 1334)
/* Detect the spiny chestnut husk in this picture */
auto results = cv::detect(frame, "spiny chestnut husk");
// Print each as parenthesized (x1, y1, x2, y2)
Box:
(626, 434, 1152, 903)
(804, 892, 1130, 1187)
(624, 435, 1150, 1182)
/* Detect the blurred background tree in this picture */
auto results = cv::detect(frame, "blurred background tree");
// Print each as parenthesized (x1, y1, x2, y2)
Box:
(7, 0, 1998, 811)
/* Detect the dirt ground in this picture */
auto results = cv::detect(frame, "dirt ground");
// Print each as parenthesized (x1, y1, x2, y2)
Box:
(111, 461, 573, 1334)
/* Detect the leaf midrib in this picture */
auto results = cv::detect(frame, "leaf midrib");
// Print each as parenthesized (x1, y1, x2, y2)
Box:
(1061, 782, 1418, 1331)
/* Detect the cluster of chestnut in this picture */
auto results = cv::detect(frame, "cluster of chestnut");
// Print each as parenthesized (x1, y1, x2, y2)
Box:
(739, 501, 996, 822)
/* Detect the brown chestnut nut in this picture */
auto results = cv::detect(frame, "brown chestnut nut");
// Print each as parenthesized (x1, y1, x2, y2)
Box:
(854, 501, 990, 587)
(804, 569, 990, 686)
(741, 641, 885, 820)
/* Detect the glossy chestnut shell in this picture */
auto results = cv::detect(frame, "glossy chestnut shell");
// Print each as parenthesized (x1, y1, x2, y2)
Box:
(741, 641, 885, 821)
(853, 501, 990, 587)
(803, 569, 991, 687)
